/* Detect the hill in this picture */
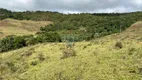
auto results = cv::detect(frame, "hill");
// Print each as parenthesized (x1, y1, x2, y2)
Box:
(124, 21, 142, 40)
(1, 8, 142, 41)
(0, 18, 53, 38)
(0, 22, 142, 80)
(104, 21, 142, 41)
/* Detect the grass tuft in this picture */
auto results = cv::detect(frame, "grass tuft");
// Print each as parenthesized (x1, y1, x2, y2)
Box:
(61, 47, 76, 59)
(115, 41, 123, 49)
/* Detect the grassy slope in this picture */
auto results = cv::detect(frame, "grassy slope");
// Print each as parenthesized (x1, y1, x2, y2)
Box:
(0, 22, 142, 80)
(0, 18, 53, 38)
(106, 21, 142, 41)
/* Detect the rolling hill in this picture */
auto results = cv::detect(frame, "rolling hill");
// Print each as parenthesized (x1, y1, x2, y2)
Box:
(0, 18, 53, 38)
(0, 22, 142, 80)
(104, 21, 142, 41)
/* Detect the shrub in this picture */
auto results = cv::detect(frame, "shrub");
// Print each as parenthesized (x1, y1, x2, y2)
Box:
(0, 35, 26, 52)
(83, 45, 87, 49)
(0, 32, 62, 52)
(40, 24, 56, 32)
(36, 32, 62, 42)
(61, 47, 76, 59)
(25, 35, 38, 46)
(31, 60, 38, 66)
(37, 53, 45, 61)
(115, 41, 123, 49)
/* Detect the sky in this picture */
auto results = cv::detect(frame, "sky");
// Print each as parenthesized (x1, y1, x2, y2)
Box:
(0, 0, 142, 13)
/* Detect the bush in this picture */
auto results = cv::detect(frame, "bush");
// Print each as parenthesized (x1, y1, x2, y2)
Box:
(37, 53, 45, 61)
(31, 60, 38, 66)
(0, 32, 62, 52)
(0, 35, 26, 52)
(61, 47, 76, 59)
(115, 41, 123, 49)
(25, 35, 38, 46)
(40, 24, 56, 32)
(36, 32, 62, 42)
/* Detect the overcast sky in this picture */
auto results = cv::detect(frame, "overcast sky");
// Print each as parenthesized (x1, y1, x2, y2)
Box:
(0, 0, 142, 13)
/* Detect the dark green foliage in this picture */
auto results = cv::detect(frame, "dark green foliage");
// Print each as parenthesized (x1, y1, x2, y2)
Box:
(36, 32, 62, 42)
(0, 35, 26, 52)
(25, 35, 38, 46)
(40, 24, 57, 32)
(0, 8, 12, 20)
(0, 33, 61, 52)
(31, 60, 38, 66)
(12, 13, 24, 20)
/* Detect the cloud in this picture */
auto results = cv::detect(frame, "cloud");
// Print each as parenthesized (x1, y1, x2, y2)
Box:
(0, 0, 142, 13)
(0, 0, 34, 11)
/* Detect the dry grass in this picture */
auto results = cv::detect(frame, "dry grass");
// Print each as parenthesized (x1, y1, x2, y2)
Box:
(0, 18, 53, 38)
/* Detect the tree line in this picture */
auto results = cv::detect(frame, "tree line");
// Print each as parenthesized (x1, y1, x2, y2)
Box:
(0, 32, 61, 52)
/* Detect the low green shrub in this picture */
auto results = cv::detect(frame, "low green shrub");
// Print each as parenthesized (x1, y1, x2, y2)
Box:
(115, 41, 123, 49)
(0, 32, 62, 52)
(36, 32, 62, 42)
(0, 35, 26, 52)
(25, 35, 38, 46)
(31, 60, 38, 66)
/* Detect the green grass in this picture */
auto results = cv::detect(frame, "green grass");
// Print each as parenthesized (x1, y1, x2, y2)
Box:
(1, 40, 142, 80)
(0, 21, 142, 80)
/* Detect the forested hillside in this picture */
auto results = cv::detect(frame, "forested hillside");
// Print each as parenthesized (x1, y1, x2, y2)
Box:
(0, 8, 142, 52)
(1, 8, 142, 39)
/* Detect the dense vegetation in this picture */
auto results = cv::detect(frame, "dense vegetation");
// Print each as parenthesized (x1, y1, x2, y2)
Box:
(0, 32, 61, 52)
(1, 8, 142, 37)
(0, 8, 142, 52)
(0, 8, 12, 20)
